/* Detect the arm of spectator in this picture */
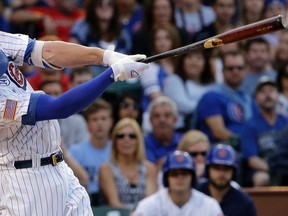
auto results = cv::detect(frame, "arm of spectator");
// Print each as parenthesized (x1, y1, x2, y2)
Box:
(9, 9, 45, 24)
(144, 160, 158, 196)
(248, 156, 269, 171)
(205, 115, 234, 141)
(99, 163, 123, 208)
(163, 74, 196, 114)
(140, 63, 162, 100)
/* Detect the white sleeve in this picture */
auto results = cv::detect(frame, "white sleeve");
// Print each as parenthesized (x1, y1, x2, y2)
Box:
(133, 195, 159, 216)
(140, 63, 161, 96)
(0, 31, 29, 66)
(0, 88, 31, 129)
(163, 75, 195, 114)
(208, 198, 224, 216)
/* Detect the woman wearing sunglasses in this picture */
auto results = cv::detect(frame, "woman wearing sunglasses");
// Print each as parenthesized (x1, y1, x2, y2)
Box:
(177, 130, 210, 183)
(99, 118, 158, 211)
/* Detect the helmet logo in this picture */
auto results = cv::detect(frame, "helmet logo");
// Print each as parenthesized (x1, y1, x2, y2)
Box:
(175, 154, 185, 162)
(218, 149, 227, 158)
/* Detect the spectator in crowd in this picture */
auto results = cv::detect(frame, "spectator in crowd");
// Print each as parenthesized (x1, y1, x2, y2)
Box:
(8, 0, 51, 38)
(197, 144, 257, 216)
(0, 1, 9, 32)
(240, 37, 276, 95)
(131, 0, 189, 56)
(193, 0, 237, 42)
(276, 63, 288, 116)
(144, 96, 183, 170)
(164, 50, 214, 131)
(177, 130, 210, 182)
(69, 66, 94, 87)
(155, 129, 211, 188)
(240, 0, 265, 25)
(69, 0, 131, 54)
(113, 92, 142, 126)
(115, 0, 143, 37)
(69, 99, 114, 205)
(174, 0, 215, 42)
(28, 63, 71, 91)
(210, 41, 241, 83)
(274, 29, 288, 72)
(240, 77, 288, 186)
(140, 23, 181, 132)
(99, 118, 158, 211)
(262, 0, 287, 52)
(11, 0, 84, 41)
(39, 80, 89, 148)
(134, 150, 223, 216)
(194, 50, 253, 146)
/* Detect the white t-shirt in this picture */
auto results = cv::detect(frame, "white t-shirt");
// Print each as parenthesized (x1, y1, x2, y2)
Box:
(133, 188, 223, 216)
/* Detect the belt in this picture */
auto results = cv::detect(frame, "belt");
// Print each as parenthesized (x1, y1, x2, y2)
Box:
(14, 151, 64, 169)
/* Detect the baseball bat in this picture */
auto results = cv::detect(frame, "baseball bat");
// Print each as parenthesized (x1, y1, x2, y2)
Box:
(141, 15, 286, 63)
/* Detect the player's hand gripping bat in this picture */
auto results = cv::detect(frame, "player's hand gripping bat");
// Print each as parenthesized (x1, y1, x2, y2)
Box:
(140, 15, 286, 63)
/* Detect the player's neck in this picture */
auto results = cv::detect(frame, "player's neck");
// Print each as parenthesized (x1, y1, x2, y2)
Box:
(169, 189, 191, 207)
(208, 183, 230, 203)
(117, 154, 137, 166)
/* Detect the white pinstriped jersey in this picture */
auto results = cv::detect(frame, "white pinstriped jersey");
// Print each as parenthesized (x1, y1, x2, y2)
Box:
(0, 31, 93, 216)
(134, 188, 224, 216)
(0, 31, 60, 164)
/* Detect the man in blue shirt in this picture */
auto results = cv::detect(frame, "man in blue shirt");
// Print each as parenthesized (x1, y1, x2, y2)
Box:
(144, 96, 183, 171)
(194, 50, 253, 146)
(241, 76, 288, 186)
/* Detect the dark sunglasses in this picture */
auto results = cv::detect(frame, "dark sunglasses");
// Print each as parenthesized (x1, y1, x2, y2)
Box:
(119, 102, 139, 110)
(224, 65, 245, 71)
(116, 133, 137, 139)
(189, 151, 207, 157)
(168, 169, 191, 177)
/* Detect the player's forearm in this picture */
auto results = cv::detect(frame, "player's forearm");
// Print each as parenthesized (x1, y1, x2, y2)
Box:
(42, 41, 104, 68)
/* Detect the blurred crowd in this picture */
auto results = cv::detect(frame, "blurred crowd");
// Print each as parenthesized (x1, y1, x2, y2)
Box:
(2, 0, 288, 214)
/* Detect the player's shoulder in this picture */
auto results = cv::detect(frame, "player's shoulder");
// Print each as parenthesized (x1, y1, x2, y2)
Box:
(137, 189, 161, 207)
(229, 186, 254, 203)
(192, 189, 220, 206)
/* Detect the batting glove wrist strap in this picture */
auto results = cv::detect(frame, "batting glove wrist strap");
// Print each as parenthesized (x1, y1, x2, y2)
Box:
(102, 48, 127, 66)
(111, 55, 149, 81)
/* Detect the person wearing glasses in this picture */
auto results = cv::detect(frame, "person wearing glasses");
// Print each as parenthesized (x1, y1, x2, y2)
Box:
(113, 92, 142, 125)
(177, 130, 210, 183)
(99, 118, 158, 211)
(193, 50, 253, 149)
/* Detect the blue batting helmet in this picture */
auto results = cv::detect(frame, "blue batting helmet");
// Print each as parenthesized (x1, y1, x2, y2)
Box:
(162, 150, 196, 187)
(206, 144, 238, 168)
(0, 49, 9, 77)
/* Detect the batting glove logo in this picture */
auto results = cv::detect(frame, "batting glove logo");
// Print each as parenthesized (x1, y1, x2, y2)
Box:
(131, 70, 139, 78)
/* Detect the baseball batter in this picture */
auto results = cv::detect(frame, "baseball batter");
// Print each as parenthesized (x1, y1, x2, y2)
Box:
(0, 31, 148, 216)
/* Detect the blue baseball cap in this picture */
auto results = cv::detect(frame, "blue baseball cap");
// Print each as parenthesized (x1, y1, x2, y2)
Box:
(265, 0, 286, 8)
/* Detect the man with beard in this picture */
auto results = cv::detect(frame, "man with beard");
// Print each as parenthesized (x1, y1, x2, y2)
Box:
(134, 150, 223, 216)
(197, 144, 257, 216)
(241, 76, 288, 186)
